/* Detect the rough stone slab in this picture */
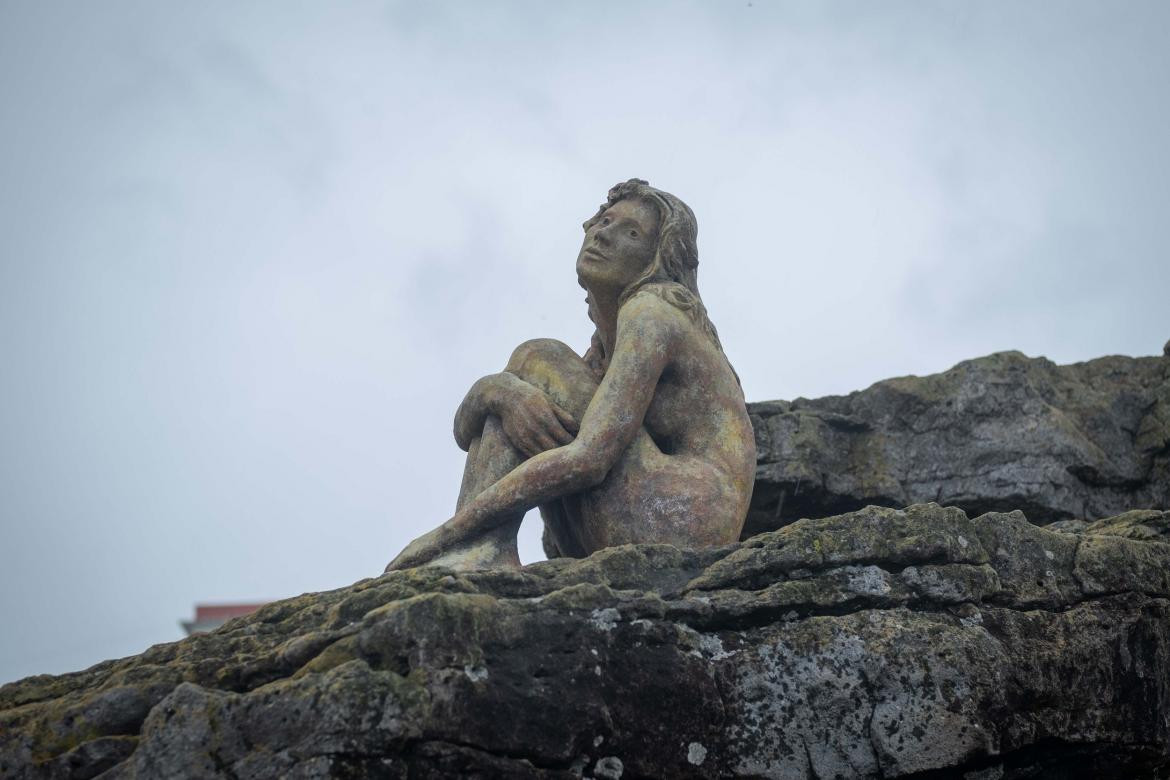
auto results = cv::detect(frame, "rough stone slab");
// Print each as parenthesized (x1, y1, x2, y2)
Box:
(746, 349, 1170, 535)
(3, 504, 1169, 779)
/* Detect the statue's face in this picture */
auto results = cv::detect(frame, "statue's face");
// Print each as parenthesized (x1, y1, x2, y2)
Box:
(576, 198, 661, 292)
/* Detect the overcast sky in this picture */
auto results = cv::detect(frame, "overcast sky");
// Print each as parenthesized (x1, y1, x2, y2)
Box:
(2, 1, 1168, 684)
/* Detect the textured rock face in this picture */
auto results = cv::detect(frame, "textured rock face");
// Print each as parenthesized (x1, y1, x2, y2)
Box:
(3, 504, 1169, 779)
(746, 349, 1170, 536)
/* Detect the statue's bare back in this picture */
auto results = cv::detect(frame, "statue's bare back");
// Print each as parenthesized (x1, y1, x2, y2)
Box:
(387, 180, 755, 571)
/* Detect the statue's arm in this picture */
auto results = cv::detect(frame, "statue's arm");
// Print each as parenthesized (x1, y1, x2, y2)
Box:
(453, 372, 577, 454)
(402, 295, 678, 560)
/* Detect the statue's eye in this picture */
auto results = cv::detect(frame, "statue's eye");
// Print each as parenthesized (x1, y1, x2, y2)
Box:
(629, 230, 638, 238)
(601, 217, 611, 226)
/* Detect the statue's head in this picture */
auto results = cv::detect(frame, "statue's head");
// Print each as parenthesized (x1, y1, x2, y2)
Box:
(577, 178, 735, 376)
(577, 178, 701, 303)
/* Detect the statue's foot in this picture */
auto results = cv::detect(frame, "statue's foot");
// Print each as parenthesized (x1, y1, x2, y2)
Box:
(384, 525, 445, 571)
(385, 524, 521, 573)
(424, 534, 521, 571)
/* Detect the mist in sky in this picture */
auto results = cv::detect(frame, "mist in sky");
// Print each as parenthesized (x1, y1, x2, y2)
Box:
(2, 1, 1168, 684)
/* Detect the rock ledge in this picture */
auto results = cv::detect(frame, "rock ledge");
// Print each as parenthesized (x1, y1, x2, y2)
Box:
(3, 504, 1169, 779)
(746, 349, 1170, 535)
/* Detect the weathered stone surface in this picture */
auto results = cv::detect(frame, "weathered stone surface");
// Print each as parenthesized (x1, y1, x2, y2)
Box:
(4, 504, 1169, 779)
(1052, 508, 1170, 544)
(746, 349, 1170, 536)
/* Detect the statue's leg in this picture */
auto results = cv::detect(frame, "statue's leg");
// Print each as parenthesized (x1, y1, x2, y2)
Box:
(457, 416, 521, 511)
(395, 339, 596, 572)
(502, 339, 599, 559)
(503, 339, 598, 417)
(418, 416, 525, 570)
(454, 339, 594, 508)
(507, 341, 732, 555)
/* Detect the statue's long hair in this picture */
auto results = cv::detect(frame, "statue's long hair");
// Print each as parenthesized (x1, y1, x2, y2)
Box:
(582, 178, 737, 381)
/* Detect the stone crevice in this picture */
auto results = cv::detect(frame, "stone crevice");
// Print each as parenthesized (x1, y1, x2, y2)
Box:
(746, 350, 1169, 533)
(3, 504, 1169, 779)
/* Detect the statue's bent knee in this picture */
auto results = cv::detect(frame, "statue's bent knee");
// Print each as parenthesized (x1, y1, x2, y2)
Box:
(506, 338, 577, 376)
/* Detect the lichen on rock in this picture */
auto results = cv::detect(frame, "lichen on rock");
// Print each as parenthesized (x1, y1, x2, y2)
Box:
(3, 503, 1169, 778)
(747, 349, 1170, 535)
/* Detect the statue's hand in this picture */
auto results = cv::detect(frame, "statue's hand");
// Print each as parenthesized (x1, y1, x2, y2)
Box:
(494, 378, 578, 457)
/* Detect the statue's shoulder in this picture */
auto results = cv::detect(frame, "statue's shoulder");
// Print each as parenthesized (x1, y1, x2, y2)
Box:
(629, 281, 693, 305)
(622, 283, 686, 318)
(618, 284, 696, 344)
(627, 282, 701, 319)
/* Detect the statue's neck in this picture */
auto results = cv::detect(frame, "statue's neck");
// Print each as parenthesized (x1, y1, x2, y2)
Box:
(585, 285, 623, 358)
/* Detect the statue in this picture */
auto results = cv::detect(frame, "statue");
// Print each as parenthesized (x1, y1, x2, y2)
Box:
(387, 179, 756, 571)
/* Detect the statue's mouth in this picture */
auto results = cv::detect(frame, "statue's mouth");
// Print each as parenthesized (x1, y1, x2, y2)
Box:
(582, 247, 607, 261)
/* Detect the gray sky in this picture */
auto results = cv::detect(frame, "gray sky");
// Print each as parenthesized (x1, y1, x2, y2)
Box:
(2, 1, 1168, 684)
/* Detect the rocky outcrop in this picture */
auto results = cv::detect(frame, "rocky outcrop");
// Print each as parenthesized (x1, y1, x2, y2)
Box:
(5, 346, 1169, 778)
(745, 346, 1170, 537)
(3, 504, 1169, 779)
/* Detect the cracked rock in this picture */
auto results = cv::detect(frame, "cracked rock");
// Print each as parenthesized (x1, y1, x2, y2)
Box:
(2, 503, 1169, 778)
(747, 348, 1170, 535)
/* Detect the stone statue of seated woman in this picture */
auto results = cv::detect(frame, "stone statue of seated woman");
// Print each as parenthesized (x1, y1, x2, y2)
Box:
(387, 179, 756, 571)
